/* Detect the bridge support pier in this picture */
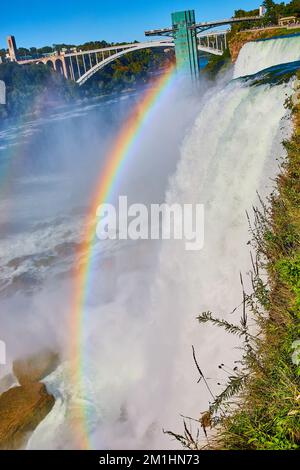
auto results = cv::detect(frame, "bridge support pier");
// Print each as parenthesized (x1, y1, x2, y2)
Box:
(171, 10, 200, 81)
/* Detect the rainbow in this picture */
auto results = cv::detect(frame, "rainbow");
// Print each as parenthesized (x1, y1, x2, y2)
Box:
(70, 64, 178, 449)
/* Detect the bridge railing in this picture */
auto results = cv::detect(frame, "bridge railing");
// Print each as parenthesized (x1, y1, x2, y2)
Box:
(76, 41, 174, 85)
(198, 31, 228, 53)
(13, 32, 227, 84)
(193, 15, 262, 32)
(64, 40, 173, 58)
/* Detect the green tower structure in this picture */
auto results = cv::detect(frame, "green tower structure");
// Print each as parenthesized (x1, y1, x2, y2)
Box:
(146, 9, 262, 81)
(171, 10, 199, 80)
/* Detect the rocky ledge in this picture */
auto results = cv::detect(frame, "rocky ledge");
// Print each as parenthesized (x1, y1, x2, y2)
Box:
(229, 28, 300, 62)
(0, 382, 55, 449)
(0, 349, 59, 449)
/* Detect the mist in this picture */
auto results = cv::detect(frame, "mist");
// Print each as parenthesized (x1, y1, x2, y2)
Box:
(0, 43, 294, 449)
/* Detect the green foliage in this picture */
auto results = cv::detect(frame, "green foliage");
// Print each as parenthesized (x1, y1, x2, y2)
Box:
(0, 62, 79, 121)
(232, 8, 261, 32)
(263, 0, 300, 22)
(81, 48, 173, 95)
(203, 48, 232, 80)
(0, 46, 173, 122)
(231, 0, 300, 33)
(263, 0, 279, 24)
(197, 311, 249, 337)
(276, 255, 300, 312)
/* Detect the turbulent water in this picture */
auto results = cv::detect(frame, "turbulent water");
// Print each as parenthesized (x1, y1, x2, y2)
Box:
(234, 33, 300, 78)
(0, 35, 298, 449)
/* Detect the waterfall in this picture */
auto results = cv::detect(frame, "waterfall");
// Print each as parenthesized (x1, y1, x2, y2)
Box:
(234, 34, 300, 78)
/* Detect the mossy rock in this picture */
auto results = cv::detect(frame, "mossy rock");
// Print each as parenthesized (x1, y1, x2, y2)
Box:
(0, 383, 55, 449)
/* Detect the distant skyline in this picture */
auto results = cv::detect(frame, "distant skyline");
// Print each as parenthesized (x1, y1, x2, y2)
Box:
(0, 0, 261, 49)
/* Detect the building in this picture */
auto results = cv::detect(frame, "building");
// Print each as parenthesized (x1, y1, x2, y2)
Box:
(278, 16, 298, 26)
(7, 35, 18, 61)
(259, 6, 266, 17)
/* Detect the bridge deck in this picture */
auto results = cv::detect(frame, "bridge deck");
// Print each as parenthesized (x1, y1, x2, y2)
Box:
(145, 16, 262, 36)
(198, 46, 223, 56)
(193, 16, 262, 30)
(198, 29, 228, 38)
(64, 40, 173, 58)
(17, 40, 174, 65)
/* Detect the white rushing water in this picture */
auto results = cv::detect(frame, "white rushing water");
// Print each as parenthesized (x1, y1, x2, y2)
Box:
(25, 38, 295, 449)
(234, 34, 300, 78)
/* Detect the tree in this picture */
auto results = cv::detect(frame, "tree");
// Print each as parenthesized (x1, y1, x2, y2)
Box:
(30, 47, 37, 57)
(284, 0, 300, 15)
(232, 8, 261, 32)
(263, 0, 279, 23)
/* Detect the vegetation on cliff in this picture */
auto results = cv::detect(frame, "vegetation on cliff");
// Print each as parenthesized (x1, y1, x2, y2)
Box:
(229, 0, 300, 53)
(0, 62, 79, 121)
(262, 0, 300, 23)
(232, 0, 300, 32)
(228, 28, 300, 63)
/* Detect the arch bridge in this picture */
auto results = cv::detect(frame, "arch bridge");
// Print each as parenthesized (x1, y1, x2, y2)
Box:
(17, 35, 224, 85)
(10, 9, 263, 83)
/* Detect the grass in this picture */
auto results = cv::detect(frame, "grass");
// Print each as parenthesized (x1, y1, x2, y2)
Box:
(233, 27, 300, 41)
(167, 73, 300, 451)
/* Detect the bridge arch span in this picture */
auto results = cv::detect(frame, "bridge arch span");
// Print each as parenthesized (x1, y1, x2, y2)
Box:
(76, 41, 174, 86)
(55, 58, 64, 74)
(46, 60, 54, 68)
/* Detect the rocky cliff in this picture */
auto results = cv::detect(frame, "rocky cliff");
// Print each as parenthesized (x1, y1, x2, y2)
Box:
(229, 27, 300, 62)
(0, 349, 59, 449)
(0, 382, 55, 449)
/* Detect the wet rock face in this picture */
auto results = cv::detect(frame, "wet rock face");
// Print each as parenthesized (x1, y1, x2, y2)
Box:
(0, 374, 16, 395)
(13, 349, 60, 385)
(0, 383, 55, 449)
(0, 349, 59, 449)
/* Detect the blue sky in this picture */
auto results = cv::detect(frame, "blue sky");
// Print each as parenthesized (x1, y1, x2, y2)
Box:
(0, 0, 261, 49)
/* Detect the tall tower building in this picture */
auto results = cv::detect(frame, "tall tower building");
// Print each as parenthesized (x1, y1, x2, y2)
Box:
(7, 36, 18, 62)
(259, 6, 266, 17)
(171, 11, 199, 81)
